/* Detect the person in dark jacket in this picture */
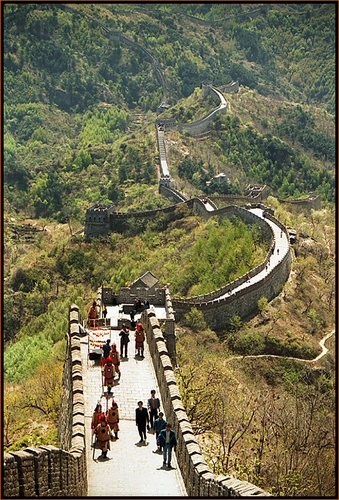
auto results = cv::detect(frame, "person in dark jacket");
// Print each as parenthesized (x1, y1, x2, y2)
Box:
(147, 389, 160, 428)
(135, 401, 149, 443)
(154, 412, 167, 451)
(102, 339, 111, 359)
(119, 325, 130, 358)
(158, 423, 177, 468)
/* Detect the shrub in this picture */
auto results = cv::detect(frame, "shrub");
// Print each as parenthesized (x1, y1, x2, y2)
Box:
(183, 307, 208, 331)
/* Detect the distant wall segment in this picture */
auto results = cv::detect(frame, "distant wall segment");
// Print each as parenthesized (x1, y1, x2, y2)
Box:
(3, 305, 88, 498)
(173, 250, 291, 330)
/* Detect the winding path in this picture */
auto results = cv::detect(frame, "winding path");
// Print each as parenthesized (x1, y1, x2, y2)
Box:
(217, 208, 289, 300)
(224, 329, 335, 365)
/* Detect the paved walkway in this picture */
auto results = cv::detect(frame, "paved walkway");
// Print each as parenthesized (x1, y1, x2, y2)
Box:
(80, 324, 186, 496)
(218, 207, 290, 300)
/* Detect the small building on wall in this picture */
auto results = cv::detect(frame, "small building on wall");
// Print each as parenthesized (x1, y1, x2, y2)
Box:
(130, 271, 159, 291)
(102, 272, 166, 307)
(118, 271, 165, 305)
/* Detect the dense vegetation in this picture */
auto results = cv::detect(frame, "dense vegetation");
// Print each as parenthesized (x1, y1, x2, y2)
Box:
(3, 3, 335, 496)
(4, 2, 335, 222)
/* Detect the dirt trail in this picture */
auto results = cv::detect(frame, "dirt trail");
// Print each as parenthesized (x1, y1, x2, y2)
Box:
(224, 328, 335, 365)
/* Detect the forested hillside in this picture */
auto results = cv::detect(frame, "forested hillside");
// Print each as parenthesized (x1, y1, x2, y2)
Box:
(3, 3, 336, 496)
(4, 2, 335, 221)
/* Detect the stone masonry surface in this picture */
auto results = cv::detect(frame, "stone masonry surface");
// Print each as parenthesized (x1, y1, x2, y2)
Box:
(81, 326, 187, 496)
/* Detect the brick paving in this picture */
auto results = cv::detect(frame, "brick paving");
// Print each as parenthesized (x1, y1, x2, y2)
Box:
(80, 326, 186, 496)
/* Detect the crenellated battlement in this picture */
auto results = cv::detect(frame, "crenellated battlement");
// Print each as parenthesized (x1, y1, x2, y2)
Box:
(3, 305, 88, 498)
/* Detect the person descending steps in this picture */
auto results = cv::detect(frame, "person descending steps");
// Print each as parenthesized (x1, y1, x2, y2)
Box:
(102, 338, 111, 361)
(91, 402, 104, 436)
(154, 412, 167, 452)
(119, 324, 130, 358)
(158, 422, 177, 469)
(135, 400, 149, 443)
(148, 389, 160, 429)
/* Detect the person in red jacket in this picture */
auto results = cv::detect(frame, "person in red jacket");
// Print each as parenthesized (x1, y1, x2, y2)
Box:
(106, 400, 120, 439)
(91, 403, 104, 435)
(103, 357, 115, 394)
(110, 343, 121, 381)
(94, 414, 111, 459)
(88, 300, 98, 327)
(135, 321, 145, 357)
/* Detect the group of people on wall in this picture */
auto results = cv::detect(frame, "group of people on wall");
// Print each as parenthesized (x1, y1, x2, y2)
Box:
(88, 299, 177, 467)
(99, 320, 146, 393)
(92, 390, 177, 468)
(87, 298, 149, 329)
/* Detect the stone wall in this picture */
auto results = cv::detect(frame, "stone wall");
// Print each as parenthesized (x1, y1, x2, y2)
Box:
(208, 194, 261, 206)
(3, 305, 87, 498)
(278, 194, 321, 210)
(107, 201, 188, 233)
(142, 309, 269, 497)
(178, 86, 228, 136)
(59, 3, 168, 105)
(173, 249, 291, 330)
(159, 183, 187, 203)
(218, 81, 240, 93)
(163, 286, 176, 364)
(84, 204, 114, 240)
(117, 286, 166, 305)
(156, 124, 171, 178)
(170, 208, 292, 329)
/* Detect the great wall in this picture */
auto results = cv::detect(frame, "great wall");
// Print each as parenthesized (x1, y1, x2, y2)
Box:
(3, 5, 322, 497)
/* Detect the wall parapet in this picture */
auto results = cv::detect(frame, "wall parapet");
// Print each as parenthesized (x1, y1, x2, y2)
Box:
(3, 305, 87, 498)
(142, 309, 270, 497)
(173, 249, 291, 330)
(178, 86, 228, 136)
(278, 194, 321, 210)
(159, 183, 187, 203)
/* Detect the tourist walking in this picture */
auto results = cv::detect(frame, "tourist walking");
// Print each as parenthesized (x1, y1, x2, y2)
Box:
(154, 412, 167, 452)
(158, 423, 177, 468)
(102, 304, 108, 318)
(102, 339, 111, 360)
(88, 300, 98, 328)
(94, 414, 112, 459)
(110, 343, 121, 381)
(91, 403, 104, 435)
(119, 325, 130, 358)
(148, 390, 160, 428)
(135, 327, 145, 357)
(135, 401, 149, 443)
(106, 400, 120, 439)
(103, 357, 115, 394)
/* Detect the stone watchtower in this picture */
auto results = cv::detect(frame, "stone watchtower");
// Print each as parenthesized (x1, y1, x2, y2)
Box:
(84, 203, 115, 240)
